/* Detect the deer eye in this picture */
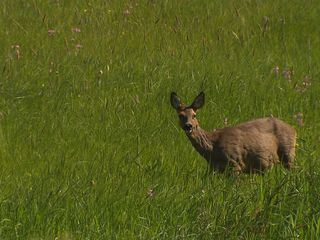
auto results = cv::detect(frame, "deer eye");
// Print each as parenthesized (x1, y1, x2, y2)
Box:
(192, 114, 196, 119)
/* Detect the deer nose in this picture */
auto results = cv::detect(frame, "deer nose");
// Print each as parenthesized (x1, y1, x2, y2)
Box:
(184, 123, 192, 131)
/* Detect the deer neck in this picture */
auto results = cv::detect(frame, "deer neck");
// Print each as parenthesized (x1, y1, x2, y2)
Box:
(187, 127, 214, 153)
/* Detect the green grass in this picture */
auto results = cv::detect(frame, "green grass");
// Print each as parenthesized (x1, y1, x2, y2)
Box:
(0, 0, 320, 239)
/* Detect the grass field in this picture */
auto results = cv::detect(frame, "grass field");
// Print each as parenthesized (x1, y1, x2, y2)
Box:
(1, 0, 320, 239)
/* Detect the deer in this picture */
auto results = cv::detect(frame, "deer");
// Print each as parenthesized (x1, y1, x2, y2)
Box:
(170, 92, 297, 174)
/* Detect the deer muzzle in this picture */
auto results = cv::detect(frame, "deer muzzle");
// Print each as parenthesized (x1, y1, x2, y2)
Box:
(183, 123, 193, 134)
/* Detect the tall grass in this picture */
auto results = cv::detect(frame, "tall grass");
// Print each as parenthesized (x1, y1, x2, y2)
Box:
(0, 0, 320, 239)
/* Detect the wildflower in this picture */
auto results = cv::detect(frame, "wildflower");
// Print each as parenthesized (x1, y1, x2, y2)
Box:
(49, 61, 54, 73)
(272, 66, 280, 75)
(295, 75, 312, 93)
(282, 69, 294, 82)
(47, 29, 56, 36)
(302, 75, 312, 87)
(90, 180, 97, 187)
(71, 27, 81, 33)
(294, 112, 304, 127)
(11, 44, 21, 59)
(123, 9, 130, 17)
(75, 43, 83, 49)
(224, 117, 228, 127)
(146, 188, 155, 198)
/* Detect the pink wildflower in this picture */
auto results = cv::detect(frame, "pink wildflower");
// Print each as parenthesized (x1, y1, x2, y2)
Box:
(123, 9, 130, 17)
(75, 44, 83, 49)
(71, 27, 81, 33)
(48, 29, 56, 36)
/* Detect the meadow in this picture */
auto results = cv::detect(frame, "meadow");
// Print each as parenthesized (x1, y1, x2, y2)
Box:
(0, 0, 320, 239)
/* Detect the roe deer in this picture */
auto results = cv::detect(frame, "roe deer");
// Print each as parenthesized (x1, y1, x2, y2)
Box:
(170, 92, 297, 174)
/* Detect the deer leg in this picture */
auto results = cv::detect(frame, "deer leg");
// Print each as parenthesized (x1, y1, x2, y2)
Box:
(279, 144, 296, 169)
(225, 159, 242, 176)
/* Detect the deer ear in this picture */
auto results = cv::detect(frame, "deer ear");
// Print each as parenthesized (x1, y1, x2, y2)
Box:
(191, 92, 205, 110)
(170, 92, 182, 110)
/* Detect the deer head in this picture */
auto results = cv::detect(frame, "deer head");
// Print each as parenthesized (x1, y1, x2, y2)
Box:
(170, 92, 205, 134)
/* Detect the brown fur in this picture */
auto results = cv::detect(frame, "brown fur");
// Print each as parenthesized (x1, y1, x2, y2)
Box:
(170, 92, 296, 174)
